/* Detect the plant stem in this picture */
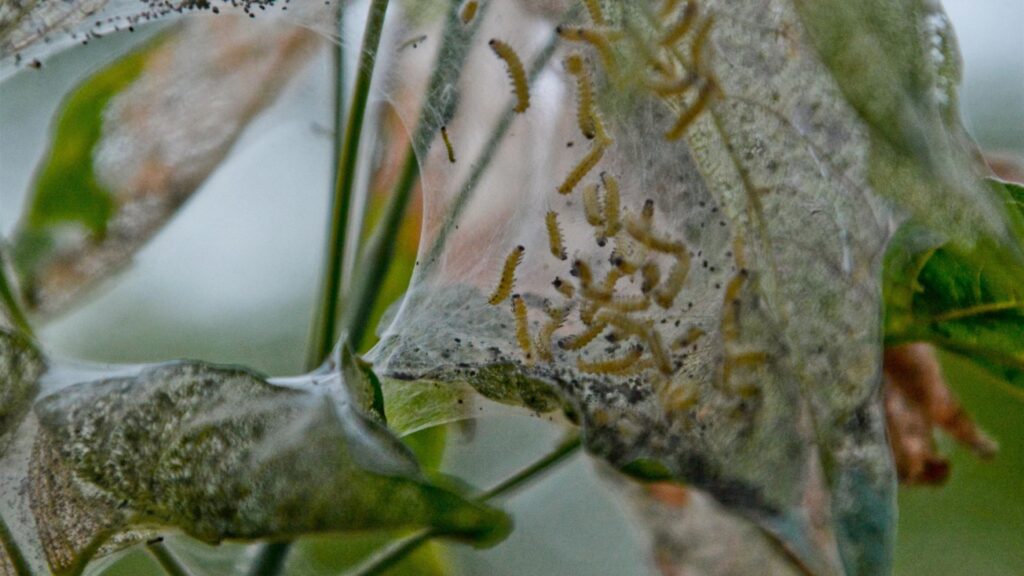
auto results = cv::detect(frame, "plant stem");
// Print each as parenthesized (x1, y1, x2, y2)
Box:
(307, 0, 392, 369)
(0, 512, 31, 576)
(344, 434, 583, 576)
(0, 247, 34, 339)
(339, 0, 488, 350)
(246, 541, 292, 576)
(146, 540, 193, 576)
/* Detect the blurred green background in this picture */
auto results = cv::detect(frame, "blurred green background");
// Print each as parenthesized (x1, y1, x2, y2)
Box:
(1, 0, 1021, 574)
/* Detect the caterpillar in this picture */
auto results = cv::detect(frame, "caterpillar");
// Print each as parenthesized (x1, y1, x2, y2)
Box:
(577, 345, 644, 375)
(441, 125, 456, 163)
(572, 259, 612, 302)
(665, 79, 715, 141)
(512, 294, 533, 361)
(546, 211, 567, 260)
(460, 0, 478, 24)
(661, 1, 698, 47)
(659, 0, 686, 19)
(399, 34, 428, 52)
(488, 245, 524, 305)
(556, 26, 618, 76)
(654, 375, 699, 411)
(641, 198, 655, 224)
(595, 309, 651, 339)
(579, 300, 599, 325)
(565, 53, 607, 141)
(653, 252, 690, 308)
(600, 172, 621, 238)
(600, 267, 625, 293)
(720, 271, 747, 341)
(646, 327, 674, 374)
(560, 320, 607, 350)
(647, 71, 698, 97)
(552, 276, 576, 299)
(583, 0, 607, 26)
(640, 261, 661, 294)
(558, 142, 607, 195)
(624, 213, 686, 254)
(536, 305, 569, 361)
(489, 39, 530, 113)
(606, 294, 650, 313)
(692, 15, 716, 73)
(610, 235, 645, 274)
(582, 182, 605, 227)
(675, 326, 705, 349)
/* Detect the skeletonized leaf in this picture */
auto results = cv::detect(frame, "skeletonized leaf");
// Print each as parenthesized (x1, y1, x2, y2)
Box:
(0, 361, 509, 574)
(9, 16, 318, 316)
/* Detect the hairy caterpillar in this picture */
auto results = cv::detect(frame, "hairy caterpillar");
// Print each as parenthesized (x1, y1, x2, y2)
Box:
(536, 305, 569, 361)
(558, 142, 607, 195)
(565, 53, 601, 140)
(560, 320, 607, 350)
(675, 326, 705, 349)
(460, 0, 478, 24)
(489, 39, 530, 113)
(692, 15, 716, 73)
(610, 235, 645, 274)
(441, 125, 456, 163)
(646, 327, 673, 374)
(647, 71, 698, 97)
(600, 172, 621, 238)
(552, 276, 576, 299)
(399, 34, 428, 52)
(624, 213, 686, 254)
(653, 252, 690, 308)
(664, 33, 718, 139)
(583, 0, 607, 25)
(577, 345, 644, 375)
(654, 375, 699, 410)
(659, 0, 686, 19)
(512, 294, 533, 361)
(546, 211, 567, 260)
(572, 259, 612, 302)
(641, 261, 661, 294)
(595, 310, 672, 374)
(606, 294, 651, 313)
(661, 1, 698, 47)
(582, 182, 605, 228)
(556, 26, 618, 76)
(721, 271, 747, 341)
(488, 245, 524, 305)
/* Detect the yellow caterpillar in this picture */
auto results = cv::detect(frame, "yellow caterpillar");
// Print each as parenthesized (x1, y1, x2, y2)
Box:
(488, 245, 524, 305)
(489, 39, 530, 113)
(600, 172, 621, 238)
(675, 326, 705, 349)
(610, 235, 645, 274)
(577, 345, 644, 375)
(661, 1, 698, 47)
(536, 305, 569, 361)
(512, 294, 533, 361)
(583, 0, 607, 26)
(560, 320, 607, 350)
(552, 276, 576, 299)
(565, 53, 599, 140)
(582, 182, 605, 227)
(640, 261, 661, 294)
(546, 211, 567, 260)
(653, 252, 690, 308)
(441, 125, 456, 163)
(558, 142, 607, 195)
(460, 0, 478, 24)
(624, 213, 686, 254)
(556, 26, 618, 76)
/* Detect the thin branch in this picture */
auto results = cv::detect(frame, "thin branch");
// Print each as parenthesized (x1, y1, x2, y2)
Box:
(146, 540, 193, 576)
(344, 434, 583, 576)
(307, 0, 392, 368)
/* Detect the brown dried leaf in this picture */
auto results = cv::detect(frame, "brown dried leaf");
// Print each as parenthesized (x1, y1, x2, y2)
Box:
(883, 343, 997, 485)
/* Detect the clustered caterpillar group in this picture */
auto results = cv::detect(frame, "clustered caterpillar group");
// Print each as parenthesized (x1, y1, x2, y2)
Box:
(480, 1, 732, 412)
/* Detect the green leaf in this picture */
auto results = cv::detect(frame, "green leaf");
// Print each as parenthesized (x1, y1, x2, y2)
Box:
(885, 179, 1024, 400)
(2, 361, 509, 574)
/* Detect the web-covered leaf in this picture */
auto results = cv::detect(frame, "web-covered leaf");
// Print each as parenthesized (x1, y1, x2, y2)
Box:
(359, 0, 1002, 573)
(7, 16, 318, 317)
(884, 179, 1024, 401)
(1, 361, 508, 574)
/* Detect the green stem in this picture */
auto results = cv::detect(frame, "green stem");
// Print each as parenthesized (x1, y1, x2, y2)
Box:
(0, 247, 34, 339)
(146, 540, 193, 576)
(339, 0, 489, 350)
(0, 512, 31, 576)
(345, 434, 582, 576)
(246, 541, 292, 576)
(307, 0, 392, 369)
